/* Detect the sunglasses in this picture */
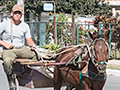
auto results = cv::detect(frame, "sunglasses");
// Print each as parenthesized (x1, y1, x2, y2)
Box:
(13, 11, 22, 15)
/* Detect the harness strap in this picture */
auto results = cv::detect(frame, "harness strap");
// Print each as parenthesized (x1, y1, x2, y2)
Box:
(78, 56, 81, 68)
(72, 56, 78, 66)
(65, 56, 75, 66)
(98, 61, 107, 65)
(82, 70, 107, 80)
(78, 55, 83, 88)
(72, 45, 86, 66)
(79, 69, 83, 88)
(11, 20, 13, 43)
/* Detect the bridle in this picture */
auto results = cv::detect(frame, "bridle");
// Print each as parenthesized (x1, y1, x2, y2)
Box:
(88, 37, 109, 67)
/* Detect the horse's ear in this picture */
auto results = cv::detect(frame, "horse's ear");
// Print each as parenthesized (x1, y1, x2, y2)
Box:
(88, 31, 96, 40)
(103, 30, 110, 40)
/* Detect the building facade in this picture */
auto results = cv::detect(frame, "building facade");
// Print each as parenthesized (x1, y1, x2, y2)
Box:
(104, 0, 120, 16)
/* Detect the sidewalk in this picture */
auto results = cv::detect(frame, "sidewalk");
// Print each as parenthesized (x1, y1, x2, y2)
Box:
(107, 59, 120, 76)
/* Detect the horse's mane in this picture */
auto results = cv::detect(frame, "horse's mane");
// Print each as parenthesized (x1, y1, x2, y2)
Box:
(94, 34, 104, 39)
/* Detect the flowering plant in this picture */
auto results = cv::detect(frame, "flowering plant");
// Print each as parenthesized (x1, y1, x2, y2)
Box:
(45, 13, 95, 46)
(76, 22, 95, 44)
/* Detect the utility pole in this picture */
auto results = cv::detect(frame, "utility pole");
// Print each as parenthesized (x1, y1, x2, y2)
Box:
(17, 0, 24, 21)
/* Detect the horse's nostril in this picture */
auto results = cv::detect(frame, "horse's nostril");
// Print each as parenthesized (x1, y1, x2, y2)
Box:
(98, 65, 106, 71)
(103, 65, 106, 70)
(98, 66, 101, 70)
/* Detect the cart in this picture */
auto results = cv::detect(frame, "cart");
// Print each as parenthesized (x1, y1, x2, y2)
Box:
(12, 58, 69, 89)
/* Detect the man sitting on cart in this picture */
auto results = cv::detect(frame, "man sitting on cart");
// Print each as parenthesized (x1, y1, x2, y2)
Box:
(0, 4, 40, 90)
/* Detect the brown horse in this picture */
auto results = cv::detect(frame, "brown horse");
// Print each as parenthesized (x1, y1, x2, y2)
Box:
(54, 32, 109, 90)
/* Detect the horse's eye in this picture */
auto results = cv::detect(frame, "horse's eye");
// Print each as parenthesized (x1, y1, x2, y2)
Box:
(107, 49, 108, 52)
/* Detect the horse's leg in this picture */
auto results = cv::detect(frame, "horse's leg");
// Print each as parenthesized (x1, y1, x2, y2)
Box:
(66, 85, 76, 90)
(54, 66, 63, 90)
(82, 79, 91, 90)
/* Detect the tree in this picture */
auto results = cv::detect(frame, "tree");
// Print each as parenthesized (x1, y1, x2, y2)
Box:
(0, 0, 16, 14)
(0, 0, 42, 20)
(0, 0, 112, 20)
(24, 0, 42, 20)
(55, 0, 112, 16)
(93, 15, 120, 49)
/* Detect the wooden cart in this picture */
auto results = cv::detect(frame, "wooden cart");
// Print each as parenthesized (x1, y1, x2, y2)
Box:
(11, 58, 68, 89)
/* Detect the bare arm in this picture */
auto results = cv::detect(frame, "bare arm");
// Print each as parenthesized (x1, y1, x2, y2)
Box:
(26, 38, 36, 50)
(0, 40, 14, 49)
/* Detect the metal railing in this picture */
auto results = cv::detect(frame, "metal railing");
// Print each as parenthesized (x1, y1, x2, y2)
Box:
(27, 21, 120, 59)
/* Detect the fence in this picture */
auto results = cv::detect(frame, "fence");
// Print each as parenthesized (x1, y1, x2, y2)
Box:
(27, 20, 120, 59)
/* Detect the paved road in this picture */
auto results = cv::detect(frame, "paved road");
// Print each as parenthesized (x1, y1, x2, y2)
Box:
(103, 75, 120, 90)
(0, 61, 66, 90)
(1, 60, 120, 90)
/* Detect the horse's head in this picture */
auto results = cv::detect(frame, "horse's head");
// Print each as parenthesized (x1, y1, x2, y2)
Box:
(89, 31, 109, 73)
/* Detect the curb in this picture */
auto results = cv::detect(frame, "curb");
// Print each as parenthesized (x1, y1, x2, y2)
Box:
(106, 69, 120, 77)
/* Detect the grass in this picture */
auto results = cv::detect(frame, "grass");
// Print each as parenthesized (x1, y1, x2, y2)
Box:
(111, 48, 120, 59)
(107, 64, 120, 70)
(107, 49, 120, 70)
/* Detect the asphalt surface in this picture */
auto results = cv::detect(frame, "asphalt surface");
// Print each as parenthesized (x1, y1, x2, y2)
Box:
(0, 60, 66, 90)
(0, 58, 120, 90)
(103, 75, 120, 90)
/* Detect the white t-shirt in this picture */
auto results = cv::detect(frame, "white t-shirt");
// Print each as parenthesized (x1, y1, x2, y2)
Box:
(0, 19, 31, 47)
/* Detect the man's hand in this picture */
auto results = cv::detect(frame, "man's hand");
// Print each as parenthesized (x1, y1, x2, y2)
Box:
(26, 38, 36, 50)
(4, 43, 14, 49)
(30, 44, 36, 50)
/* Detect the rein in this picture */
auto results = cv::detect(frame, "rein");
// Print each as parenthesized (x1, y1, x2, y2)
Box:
(35, 44, 88, 60)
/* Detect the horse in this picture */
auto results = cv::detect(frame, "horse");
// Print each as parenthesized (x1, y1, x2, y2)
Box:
(54, 31, 109, 90)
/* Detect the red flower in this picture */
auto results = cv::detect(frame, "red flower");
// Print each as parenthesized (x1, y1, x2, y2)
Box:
(48, 12, 51, 15)
(102, 28, 105, 31)
(88, 21, 91, 23)
(88, 21, 94, 25)
(84, 29, 88, 32)
(67, 25, 70, 28)
(79, 36, 82, 39)
(62, 42, 65, 45)
(84, 39, 88, 42)
(79, 25, 82, 29)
